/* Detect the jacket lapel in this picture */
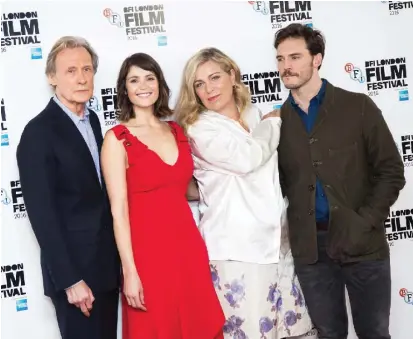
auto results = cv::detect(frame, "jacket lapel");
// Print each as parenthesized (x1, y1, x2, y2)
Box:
(89, 110, 103, 153)
(281, 102, 308, 138)
(48, 99, 101, 187)
(89, 111, 108, 194)
(309, 82, 335, 137)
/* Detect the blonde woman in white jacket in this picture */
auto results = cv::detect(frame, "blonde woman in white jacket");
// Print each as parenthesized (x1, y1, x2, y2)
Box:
(175, 47, 315, 339)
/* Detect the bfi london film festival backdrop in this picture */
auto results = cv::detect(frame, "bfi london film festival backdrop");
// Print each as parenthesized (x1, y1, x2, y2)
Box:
(1, 1, 413, 339)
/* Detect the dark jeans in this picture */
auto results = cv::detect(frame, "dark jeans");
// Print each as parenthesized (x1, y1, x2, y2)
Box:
(295, 231, 391, 339)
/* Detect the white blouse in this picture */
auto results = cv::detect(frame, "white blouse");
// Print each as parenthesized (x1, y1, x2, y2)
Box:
(187, 105, 286, 264)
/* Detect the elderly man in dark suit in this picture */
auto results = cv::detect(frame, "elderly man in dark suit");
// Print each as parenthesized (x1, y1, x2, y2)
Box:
(16, 36, 120, 339)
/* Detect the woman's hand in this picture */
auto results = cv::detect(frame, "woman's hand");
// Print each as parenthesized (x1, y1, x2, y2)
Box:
(262, 109, 281, 120)
(123, 271, 147, 311)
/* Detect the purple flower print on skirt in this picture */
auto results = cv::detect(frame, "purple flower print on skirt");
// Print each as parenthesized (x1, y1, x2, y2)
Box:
(224, 293, 237, 308)
(291, 281, 304, 307)
(224, 275, 246, 308)
(233, 329, 247, 339)
(267, 283, 282, 312)
(223, 315, 249, 339)
(210, 264, 221, 290)
(208, 260, 313, 339)
(259, 317, 274, 339)
(284, 310, 302, 336)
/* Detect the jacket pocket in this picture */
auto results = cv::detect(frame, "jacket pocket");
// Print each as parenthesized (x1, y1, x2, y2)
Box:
(328, 142, 358, 178)
(333, 207, 384, 258)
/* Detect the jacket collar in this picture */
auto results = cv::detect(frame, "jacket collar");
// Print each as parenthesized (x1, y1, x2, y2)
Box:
(282, 80, 336, 136)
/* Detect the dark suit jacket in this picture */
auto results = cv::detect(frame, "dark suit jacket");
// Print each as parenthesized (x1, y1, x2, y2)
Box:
(16, 98, 120, 297)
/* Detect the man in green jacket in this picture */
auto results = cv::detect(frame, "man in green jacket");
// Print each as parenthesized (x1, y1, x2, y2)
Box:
(275, 23, 405, 339)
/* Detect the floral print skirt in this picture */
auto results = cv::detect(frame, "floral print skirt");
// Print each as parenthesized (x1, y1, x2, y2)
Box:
(210, 259, 316, 339)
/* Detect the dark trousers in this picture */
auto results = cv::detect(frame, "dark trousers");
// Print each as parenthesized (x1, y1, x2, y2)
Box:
(295, 231, 391, 339)
(51, 288, 119, 339)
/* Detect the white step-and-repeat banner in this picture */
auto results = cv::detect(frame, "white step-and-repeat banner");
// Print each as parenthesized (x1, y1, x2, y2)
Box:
(1, 1, 412, 338)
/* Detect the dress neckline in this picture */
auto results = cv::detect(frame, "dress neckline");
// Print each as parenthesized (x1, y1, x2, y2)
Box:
(119, 121, 180, 167)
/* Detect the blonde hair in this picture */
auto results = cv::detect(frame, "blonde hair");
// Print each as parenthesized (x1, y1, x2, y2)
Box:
(175, 47, 251, 131)
(45, 36, 99, 76)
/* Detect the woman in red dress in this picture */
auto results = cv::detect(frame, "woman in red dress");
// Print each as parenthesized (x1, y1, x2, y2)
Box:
(101, 53, 225, 339)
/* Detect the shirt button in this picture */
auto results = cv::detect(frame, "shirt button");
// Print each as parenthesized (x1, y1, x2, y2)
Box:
(309, 137, 318, 144)
(332, 205, 338, 210)
(308, 209, 314, 215)
(308, 184, 315, 191)
(313, 160, 322, 167)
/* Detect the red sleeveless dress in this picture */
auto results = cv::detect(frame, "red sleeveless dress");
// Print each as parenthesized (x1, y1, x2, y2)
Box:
(111, 122, 225, 339)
